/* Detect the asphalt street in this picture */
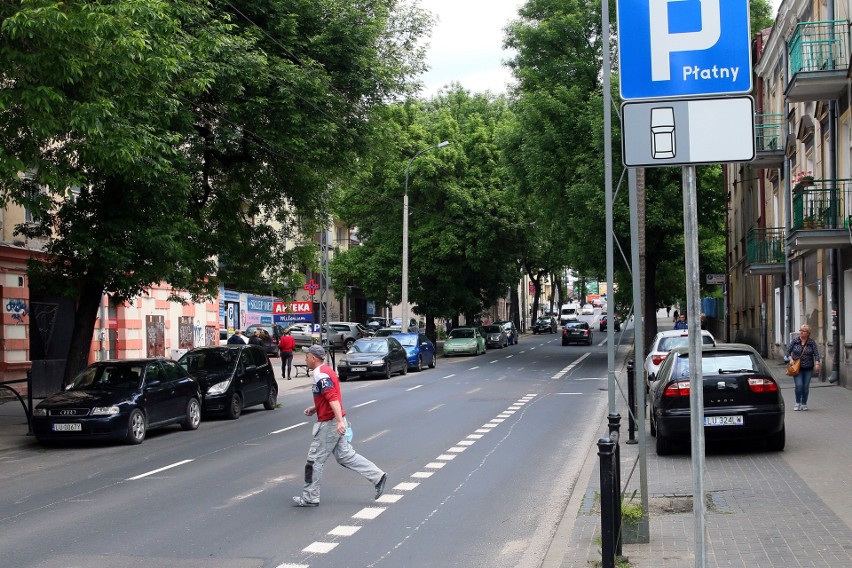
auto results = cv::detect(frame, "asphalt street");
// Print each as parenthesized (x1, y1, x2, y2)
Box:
(0, 315, 621, 568)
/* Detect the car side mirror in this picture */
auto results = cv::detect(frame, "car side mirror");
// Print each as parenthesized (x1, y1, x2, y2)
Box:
(648, 372, 657, 383)
(245, 364, 257, 373)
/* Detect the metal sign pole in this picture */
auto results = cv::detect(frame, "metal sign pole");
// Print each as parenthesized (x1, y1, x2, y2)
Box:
(628, 168, 649, 541)
(682, 165, 706, 568)
(602, 0, 615, 415)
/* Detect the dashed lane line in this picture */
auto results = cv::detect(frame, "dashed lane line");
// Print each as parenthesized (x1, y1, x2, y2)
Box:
(284, 393, 540, 567)
(551, 353, 591, 380)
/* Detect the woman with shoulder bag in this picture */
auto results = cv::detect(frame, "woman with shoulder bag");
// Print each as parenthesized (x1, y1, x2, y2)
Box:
(785, 324, 821, 411)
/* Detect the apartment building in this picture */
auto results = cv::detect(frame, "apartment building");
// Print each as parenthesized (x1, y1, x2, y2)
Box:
(726, 1, 851, 387)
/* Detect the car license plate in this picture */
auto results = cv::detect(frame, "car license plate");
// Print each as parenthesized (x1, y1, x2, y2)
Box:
(351, 367, 367, 372)
(454, 348, 465, 352)
(704, 415, 743, 426)
(52, 423, 82, 432)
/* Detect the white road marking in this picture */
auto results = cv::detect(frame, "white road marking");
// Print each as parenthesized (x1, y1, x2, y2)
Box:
(475, 428, 491, 434)
(427, 403, 445, 412)
(377, 494, 404, 503)
(394, 482, 420, 490)
(359, 429, 390, 443)
(457, 440, 475, 446)
(425, 462, 446, 469)
(353, 507, 386, 520)
(447, 446, 467, 453)
(352, 399, 377, 408)
(436, 454, 456, 460)
(127, 460, 193, 481)
(270, 422, 307, 434)
(552, 353, 591, 379)
(467, 434, 484, 439)
(442, 374, 455, 378)
(412, 471, 434, 478)
(329, 525, 360, 536)
(303, 541, 338, 553)
(276, 564, 309, 568)
(406, 384, 424, 391)
(505, 355, 513, 358)
(469, 366, 480, 370)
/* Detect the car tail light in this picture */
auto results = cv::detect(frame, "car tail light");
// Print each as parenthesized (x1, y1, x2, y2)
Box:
(747, 377, 779, 393)
(663, 381, 690, 397)
(651, 354, 667, 366)
(583, 329, 590, 336)
(562, 329, 568, 336)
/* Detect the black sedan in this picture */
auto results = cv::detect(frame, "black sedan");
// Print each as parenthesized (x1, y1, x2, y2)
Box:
(32, 359, 202, 445)
(562, 321, 593, 345)
(178, 344, 278, 419)
(532, 316, 558, 334)
(599, 313, 621, 332)
(648, 343, 785, 455)
(337, 337, 408, 381)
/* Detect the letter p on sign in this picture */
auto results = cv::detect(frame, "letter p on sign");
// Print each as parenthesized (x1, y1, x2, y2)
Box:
(649, 0, 721, 82)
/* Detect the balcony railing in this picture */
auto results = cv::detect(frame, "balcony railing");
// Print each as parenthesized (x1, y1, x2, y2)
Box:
(792, 179, 852, 230)
(789, 20, 849, 75)
(747, 227, 785, 265)
(754, 114, 783, 151)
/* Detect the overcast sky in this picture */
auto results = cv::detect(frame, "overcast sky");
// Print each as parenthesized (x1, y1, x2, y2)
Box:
(417, 0, 525, 97)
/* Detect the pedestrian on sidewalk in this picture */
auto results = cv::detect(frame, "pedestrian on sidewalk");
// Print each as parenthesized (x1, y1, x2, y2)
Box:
(785, 324, 821, 411)
(278, 328, 295, 379)
(293, 344, 387, 507)
(672, 308, 679, 323)
(248, 329, 263, 346)
(673, 314, 688, 330)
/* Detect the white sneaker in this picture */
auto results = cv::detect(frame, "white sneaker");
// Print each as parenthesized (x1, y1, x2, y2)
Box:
(801, 405, 808, 411)
(793, 404, 800, 411)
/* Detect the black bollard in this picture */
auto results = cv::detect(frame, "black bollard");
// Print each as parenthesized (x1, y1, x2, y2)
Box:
(626, 360, 637, 444)
(608, 413, 623, 556)
(598, 435, 617, 568)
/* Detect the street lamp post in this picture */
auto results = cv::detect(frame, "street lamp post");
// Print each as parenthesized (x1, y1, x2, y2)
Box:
(402, 140, 450, 332)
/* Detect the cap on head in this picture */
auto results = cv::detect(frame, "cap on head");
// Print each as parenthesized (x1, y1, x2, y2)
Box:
(308, 344, 326, 360)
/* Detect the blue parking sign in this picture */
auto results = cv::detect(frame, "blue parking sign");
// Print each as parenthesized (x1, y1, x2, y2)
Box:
(617, 0, 752, 99)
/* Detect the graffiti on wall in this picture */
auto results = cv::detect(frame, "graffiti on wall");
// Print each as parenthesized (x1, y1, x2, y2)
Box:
(6, 299, 28, 323)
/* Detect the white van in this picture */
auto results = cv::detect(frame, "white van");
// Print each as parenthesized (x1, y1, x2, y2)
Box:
(559, 304, 579, 324)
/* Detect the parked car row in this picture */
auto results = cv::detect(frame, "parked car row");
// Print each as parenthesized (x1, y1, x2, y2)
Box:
(32, 344, 278, 446)
(337, 332, 437, 380)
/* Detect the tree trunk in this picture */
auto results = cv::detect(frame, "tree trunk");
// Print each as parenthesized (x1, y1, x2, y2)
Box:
(510, 283, 521, 331)
(63, 279, 105, 384)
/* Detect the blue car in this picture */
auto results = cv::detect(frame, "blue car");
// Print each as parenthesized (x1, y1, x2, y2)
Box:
(393, 332, 437, 371)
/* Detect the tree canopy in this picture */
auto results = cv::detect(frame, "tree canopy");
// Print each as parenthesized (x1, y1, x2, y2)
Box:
(0, 0, 430, 379)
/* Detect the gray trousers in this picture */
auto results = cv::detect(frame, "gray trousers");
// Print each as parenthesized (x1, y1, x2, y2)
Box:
(301, 418, 384, 503)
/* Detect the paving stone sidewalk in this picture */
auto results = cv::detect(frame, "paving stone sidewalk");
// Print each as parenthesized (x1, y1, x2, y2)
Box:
(560, 343, 852, 568)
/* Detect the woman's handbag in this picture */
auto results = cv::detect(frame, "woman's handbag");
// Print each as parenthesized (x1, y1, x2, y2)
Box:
(786, 357, 801, 377)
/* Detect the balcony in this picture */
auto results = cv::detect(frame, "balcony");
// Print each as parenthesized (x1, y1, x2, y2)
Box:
(788, 179, 852, 250)
(746, 227, 786, 275)
(786, 20, 850, 102)
(752, 114, 784, 168)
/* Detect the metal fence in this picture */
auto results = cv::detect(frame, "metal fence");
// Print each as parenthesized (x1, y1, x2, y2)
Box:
(789, 20, 849, 75)
(792, 180, 852, 230)
(746, 227, 785, 264)
(754, 113, 784, 151)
